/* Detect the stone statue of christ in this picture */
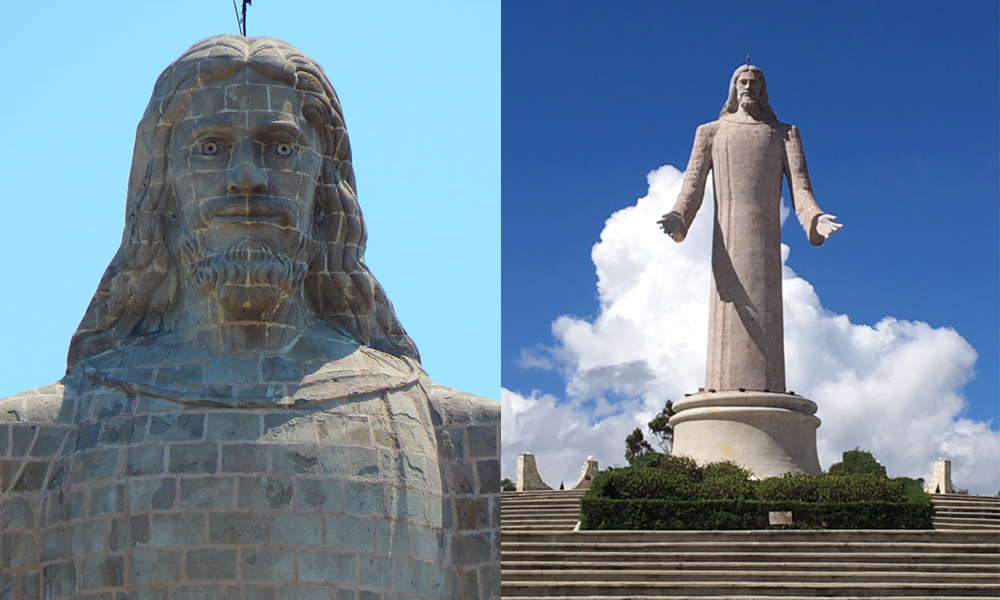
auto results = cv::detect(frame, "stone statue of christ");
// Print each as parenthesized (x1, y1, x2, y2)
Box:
(658, 65, 842, 393)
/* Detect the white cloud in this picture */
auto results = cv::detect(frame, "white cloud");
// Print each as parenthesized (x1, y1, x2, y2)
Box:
(503, 164, 999, 495)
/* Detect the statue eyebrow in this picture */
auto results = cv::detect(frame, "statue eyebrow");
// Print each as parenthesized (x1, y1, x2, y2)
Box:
(256, 121, 305, 141)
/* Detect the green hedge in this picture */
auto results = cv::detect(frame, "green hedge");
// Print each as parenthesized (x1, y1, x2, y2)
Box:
(580, 452, 934, 530)
(580, 498, 934, 530)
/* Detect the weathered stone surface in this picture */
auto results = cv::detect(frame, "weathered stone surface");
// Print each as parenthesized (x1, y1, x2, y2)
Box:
(659, 65, 838, 476)
(0, 34, 497, 599)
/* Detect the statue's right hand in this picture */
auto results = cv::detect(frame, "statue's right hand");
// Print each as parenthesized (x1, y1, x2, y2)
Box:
(657, 212, 682, 236)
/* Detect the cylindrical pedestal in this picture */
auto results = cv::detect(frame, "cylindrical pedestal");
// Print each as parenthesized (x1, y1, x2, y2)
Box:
(670, 391, 821, 478)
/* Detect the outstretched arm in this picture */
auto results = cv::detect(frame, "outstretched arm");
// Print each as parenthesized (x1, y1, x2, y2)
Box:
(660, 123, 714, 242)
(783, 125, 842, 245)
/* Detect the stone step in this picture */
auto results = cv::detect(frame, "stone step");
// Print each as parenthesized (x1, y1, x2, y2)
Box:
(501, 568, 998, 585)
(502, 530, 1000, 545)
(500, 551, 1000, 565)
(501, 560, 1000, 572)
(499, 581, 1000, 598)
(502, 541, 1000, 555)
(932, 494, 1000, 504)
(502, 507, 583, 515)
(502, 597, 1000, 600)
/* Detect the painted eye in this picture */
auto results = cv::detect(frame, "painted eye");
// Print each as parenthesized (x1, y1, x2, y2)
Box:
(201, 141, 219, 155)
(275, 142, 294, 157)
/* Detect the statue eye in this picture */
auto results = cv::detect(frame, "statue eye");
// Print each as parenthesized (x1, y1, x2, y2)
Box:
(275, 142, 294, 157)
(200, 141, 220, 155)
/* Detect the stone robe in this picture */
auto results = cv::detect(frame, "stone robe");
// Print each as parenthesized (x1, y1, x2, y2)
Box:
(0, 325, 499, 600)
(668, 116, 826, 393)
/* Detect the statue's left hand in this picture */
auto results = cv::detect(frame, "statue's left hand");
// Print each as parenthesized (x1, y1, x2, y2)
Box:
(816, 214, 842, 239)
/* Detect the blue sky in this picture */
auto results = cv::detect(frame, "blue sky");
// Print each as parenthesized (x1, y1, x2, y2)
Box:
(501, 2, 999, 493)
(0, 2, 499, 400)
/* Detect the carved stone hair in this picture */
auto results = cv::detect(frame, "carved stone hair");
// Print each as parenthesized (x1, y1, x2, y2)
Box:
(720, 64, 778, 123)
(67, 34, 418, 368)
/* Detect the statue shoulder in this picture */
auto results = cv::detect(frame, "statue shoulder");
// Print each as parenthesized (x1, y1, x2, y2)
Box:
(695, 121, 721, 137)
(0, 381, 68, 424)
(777, 122, 799, 138)
(424, 381, 499, 429)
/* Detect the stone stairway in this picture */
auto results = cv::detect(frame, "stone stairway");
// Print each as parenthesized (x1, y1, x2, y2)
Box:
(500, 491, 1000, 598)
(932, 494, 1000, 531)
(501, 489, 586, 531)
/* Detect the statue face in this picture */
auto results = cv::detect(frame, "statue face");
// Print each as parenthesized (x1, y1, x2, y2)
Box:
(735, 69, 764, 107)
(169, 68, 324, 254)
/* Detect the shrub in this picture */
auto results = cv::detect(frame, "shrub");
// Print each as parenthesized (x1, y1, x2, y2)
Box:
(757, 473, 820, 502)
(700, 461, 755, 500)
(827, 448, 888, 478)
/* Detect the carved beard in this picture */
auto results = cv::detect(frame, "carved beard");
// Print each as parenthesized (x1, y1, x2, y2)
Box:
(179, 231, 314, 321)
(739, 94, 758, 110)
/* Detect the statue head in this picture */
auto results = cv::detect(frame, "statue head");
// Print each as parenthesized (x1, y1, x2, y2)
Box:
(720, 64, 777, 122)
(68, 34, 418, 368)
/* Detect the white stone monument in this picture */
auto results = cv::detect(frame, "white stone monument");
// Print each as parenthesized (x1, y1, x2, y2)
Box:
(658, 65, 842, 478)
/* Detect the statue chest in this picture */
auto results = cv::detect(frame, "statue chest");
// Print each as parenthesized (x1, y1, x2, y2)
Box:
(38, 385, 454, 599)
(712, 122, 785, 194)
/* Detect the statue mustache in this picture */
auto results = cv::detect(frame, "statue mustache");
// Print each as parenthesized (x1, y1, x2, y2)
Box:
(189, 195, 304, 229)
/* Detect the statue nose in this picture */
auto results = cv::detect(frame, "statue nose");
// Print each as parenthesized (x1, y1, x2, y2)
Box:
(227, 144, 269, 195)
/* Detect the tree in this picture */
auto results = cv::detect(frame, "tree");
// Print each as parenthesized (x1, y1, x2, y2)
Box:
(625, 427, 654, 464)
(648, 400, 675, 454)
(501, 478, 516, 492)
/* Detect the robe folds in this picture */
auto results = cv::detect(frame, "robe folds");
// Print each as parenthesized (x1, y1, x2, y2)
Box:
(668, 116, 826, 393)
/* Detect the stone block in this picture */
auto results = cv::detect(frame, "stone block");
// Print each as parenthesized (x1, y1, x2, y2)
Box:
(29, 426, 66, 457)
(343, 480, 385, 516)
(148, 414, 205, 441)
(11, 425, 37, 457)
(325, 514, 375, 551)
(1, 532, 36, 568)
(88, 484, 125, 516)
(180, 476, 237, 509)
(186, 548, 238, 580)
(81, 555, 125, 590)
(221, 443, 269, 473)
(11, 461, 49, 493)
(1, 495, 35, 530)
(42, 561, 76, 598)
(475, 459, 500, 495)
(241, 548, 294, 582)
(467, 425, 496, 459)
(262, 413, 317, 443)
(279, 588, 334, 600)
(270, 512, 323, 546)
(168, 442, 219, 474)
(131, 548, 182, 585)
(209, 512, 266, 545)
(150, 512, 204, 546)
(206, 412, 263, 441)
(238, 476, 293, 510)
(70, 518, 106, 556)
(171, 586, 240, 600)
(297, 551, 355, 585)
(39, 524, 69, 562)
(70, 448, 121, 483)
(294, 477, 343, 511)
(126, 444, 166, 476)
(128, 477, 177, 511)
(455, 498, 489, 531)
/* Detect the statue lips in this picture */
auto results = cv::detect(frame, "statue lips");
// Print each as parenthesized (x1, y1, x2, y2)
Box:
(201, 196, 297, 227)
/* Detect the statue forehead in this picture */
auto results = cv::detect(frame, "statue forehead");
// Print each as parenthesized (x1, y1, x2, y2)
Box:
(178, 68, 310, 123)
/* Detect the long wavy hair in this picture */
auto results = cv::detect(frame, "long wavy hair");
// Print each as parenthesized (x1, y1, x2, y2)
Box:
(720, 64, 778, 123)
(67, 34, 418, 369)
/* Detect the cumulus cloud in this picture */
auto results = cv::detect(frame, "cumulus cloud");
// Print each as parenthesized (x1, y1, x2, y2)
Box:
(502, 164, 999, 494)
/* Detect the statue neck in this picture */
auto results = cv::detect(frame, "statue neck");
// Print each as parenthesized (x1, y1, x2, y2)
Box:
(179, 286, 313, 354)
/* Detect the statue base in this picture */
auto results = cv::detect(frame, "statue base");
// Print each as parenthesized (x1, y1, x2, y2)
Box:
(669, 390, 821, 478)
